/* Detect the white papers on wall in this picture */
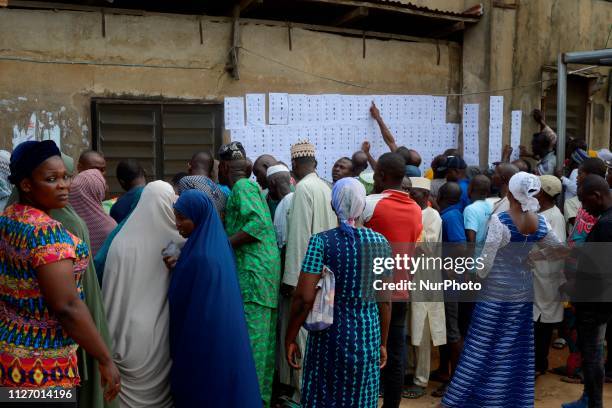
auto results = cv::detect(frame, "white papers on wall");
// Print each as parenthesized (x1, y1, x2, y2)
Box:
(269, 93, 288, 125)
(446, 123, 459, 149)
(12, 112, 38, 149)
(224, 97, 245, 129)
(225, 93, 464, 181)
(288, 94, 307, 124)
(432, 96, 447, 124)
(231, 127, 254, 152)
(463, 104, 479, 166)
(488, 96, 504, 166)
(348, 95, 372, 122)
(245, 93, 266, 126)
(510, 110, 522, 162)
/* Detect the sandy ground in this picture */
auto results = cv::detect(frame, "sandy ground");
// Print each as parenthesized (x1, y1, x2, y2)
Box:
(382, 348, 612, 407)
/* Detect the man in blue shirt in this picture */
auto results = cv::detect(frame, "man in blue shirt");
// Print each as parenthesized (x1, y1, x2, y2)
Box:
(461, 175, 493, 365)
(110, 159, 146, 223)
(439, 182, 467, 243)
(432, 181, 466, 398)
(443, 156, 470, 211)
(463, 175, 493, 247)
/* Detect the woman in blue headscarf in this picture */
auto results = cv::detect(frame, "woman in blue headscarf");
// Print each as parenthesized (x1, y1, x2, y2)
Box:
(165, 189, 261, 407)
(285, 177, 392, 408)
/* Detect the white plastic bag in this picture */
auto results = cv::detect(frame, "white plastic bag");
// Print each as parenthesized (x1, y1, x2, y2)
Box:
(304, 266, 335, 331)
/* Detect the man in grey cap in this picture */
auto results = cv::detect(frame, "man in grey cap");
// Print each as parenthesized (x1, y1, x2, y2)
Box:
(533, 175, 566, 377)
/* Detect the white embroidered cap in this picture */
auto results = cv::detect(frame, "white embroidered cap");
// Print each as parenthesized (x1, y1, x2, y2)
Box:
(266, 164, 290, 178)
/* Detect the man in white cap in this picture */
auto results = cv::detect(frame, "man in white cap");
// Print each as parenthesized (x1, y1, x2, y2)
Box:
(404, 177, 446, 399)
(266, 162, 296, 400)
(533, 175, 566, 377)
(282, 140, 337, 401)
(267, 164, 294, 250)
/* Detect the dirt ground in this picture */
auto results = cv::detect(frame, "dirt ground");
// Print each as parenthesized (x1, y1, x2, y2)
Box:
(384, 348, 612, 407)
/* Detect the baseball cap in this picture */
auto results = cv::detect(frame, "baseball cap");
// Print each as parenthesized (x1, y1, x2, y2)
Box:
(445, 156, 467, 170)
(409, 177, 431, 191)
(539, 175, 562, 198)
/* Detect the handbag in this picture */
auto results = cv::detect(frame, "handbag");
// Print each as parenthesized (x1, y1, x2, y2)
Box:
(303, 265, 335, 331)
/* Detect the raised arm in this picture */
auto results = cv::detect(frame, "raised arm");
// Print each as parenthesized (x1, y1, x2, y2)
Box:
(361, 141, 378, 170)
(501, 145, 513, 163)
(533, 109, 547, 132)
(477, 214, 510, 279)
(370, 102, 399, 152)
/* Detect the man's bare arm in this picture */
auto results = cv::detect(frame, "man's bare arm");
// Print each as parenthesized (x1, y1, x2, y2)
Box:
(361, 141, 378, 169)
(370, 102, 399, 152)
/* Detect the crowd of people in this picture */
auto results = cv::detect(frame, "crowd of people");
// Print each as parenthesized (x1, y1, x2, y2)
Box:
(0, 104, 611, 408)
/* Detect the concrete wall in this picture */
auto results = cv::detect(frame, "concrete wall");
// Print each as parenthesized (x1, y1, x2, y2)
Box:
(463, 0, 612, 165)
(511, 0, 612, 151)
(2, 0, 610, 165)
(0, 8, 461, 159)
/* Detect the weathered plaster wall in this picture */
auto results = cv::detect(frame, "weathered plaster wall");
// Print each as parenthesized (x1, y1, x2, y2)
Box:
(0, 8, 461, 157)
(3, 0, 608, 165)
(510, 0, 612, 150)
(463, 0, 611, 165)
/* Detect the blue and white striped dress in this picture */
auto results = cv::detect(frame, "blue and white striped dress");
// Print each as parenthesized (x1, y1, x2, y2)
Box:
(442, 212, 552, 408)
(300, 227, 391, 408)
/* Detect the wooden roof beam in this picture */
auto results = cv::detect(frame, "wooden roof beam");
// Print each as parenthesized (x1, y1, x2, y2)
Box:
(299, 0, 481, 23)
(429, 21, 465, 39)
(225, 0, 262, 16)
(238, 0, 263, 14)
(332, 6, 368, 27)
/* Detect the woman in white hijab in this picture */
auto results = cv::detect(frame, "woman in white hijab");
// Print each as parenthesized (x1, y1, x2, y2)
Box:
(102, 180, 184, 408)
(440, 172, 565, 408)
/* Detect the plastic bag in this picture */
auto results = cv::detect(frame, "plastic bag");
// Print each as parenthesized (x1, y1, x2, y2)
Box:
(304, 265, 335, 331)
(161, 241, 182, 258)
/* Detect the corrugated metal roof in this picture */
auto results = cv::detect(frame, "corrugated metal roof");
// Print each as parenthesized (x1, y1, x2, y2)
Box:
(351, 0, 483, 19)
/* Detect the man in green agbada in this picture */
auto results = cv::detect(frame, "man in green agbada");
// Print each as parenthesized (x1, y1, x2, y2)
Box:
(7, 154, 117, 408)
(218, 142, 281, 407)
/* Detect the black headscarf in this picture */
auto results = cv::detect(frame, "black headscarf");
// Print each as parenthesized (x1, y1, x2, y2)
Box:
(218, 141, 246, 161)
(9, 140, 61, 184)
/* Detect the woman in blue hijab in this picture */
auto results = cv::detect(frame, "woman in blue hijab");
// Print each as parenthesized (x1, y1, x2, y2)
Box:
(167, 190, 262, 407)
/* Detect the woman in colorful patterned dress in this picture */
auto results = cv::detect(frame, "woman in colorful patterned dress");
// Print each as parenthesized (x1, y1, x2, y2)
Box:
(286, 177, 392, 408)
(0, 140, 120, 405)
(440, 172, 564, 408)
